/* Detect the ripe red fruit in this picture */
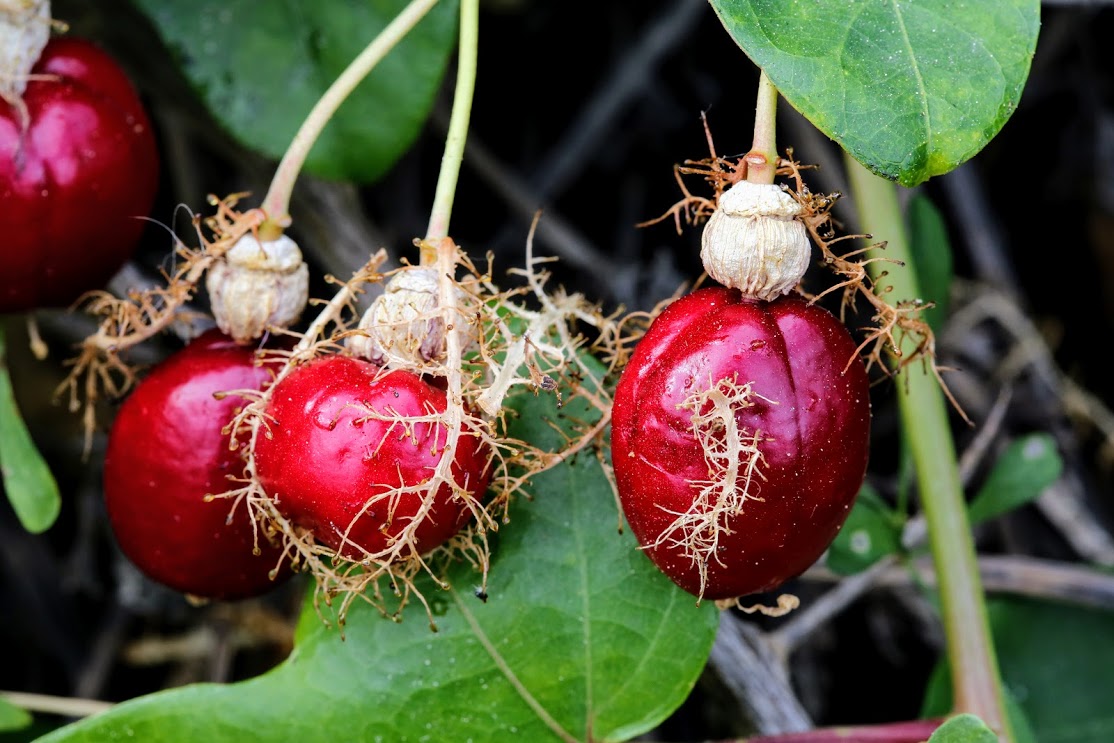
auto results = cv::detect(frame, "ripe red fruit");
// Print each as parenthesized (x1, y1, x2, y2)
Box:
(254, 357, 492, 561)
(611, 287, 871, 600)
(103, 329, 292, 601)
(1, 36, 159, 313)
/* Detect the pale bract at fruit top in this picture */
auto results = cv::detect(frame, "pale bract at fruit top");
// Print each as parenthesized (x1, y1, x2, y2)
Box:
(205, 232, 310, 343)
(700, 180, 810, 301)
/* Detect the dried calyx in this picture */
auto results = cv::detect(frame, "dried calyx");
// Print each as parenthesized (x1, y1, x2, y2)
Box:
(205, 232, 309, 343)
(700, 180, 810, 301)
(348, 266, 469, 367)
(0, 0, 50, 109)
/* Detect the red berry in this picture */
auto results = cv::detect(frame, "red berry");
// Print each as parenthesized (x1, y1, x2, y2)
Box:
(254, 357, 491, 561)
(611, 287, 871, 600)
(1, 37, 159, 313)
(103, 329, 292, 600)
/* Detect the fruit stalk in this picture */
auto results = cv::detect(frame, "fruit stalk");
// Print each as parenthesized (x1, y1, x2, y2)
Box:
(844, 155, 1013, 742)
(745, 70, 778, 186)
(422, 0, 479, 259)
(258, 0, 441, 233)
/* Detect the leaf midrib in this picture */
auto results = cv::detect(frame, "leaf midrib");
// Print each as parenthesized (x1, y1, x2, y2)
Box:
(888, 0, 931, 158)
(451, 588, 579, 743)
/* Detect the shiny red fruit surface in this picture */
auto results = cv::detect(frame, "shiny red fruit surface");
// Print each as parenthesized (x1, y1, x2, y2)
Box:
(1, 37, 159, 312)
(104, 330, 292, 600)
(254, 357, 492, 560)
(611, 288, 871, 600)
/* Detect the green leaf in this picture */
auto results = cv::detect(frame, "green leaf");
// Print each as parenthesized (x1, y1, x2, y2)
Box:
(906, 194, 953, 333)
(825, 483, 903, 575)
(0, 697, 31, 733)
(41, 361, 719, 743)
(927, 714, 998, 743)
(708, 0, 1040, 186)
(967, 433, 1062, 525)
(923, 596, 1114, 743)
(0, 326, 61, 534)
(133, 0, 459, 183)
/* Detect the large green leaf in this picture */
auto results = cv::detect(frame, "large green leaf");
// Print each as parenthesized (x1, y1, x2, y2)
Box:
(42, 365, 719, 743)
(923, 596, 1114, 743)
(133, 0, 459, 182)
(0, 326, 61, 534)
(708, 0, 1040, 186)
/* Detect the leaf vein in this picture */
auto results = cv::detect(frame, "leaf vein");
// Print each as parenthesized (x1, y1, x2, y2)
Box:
(451, 588, 580, 743)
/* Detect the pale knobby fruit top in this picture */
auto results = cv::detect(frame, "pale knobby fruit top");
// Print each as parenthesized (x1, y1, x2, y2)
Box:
(700, 180, 811, 301)
(0, 0, 50, 107)
(205, 233, 310, 343)
(348, 267, 466, 368)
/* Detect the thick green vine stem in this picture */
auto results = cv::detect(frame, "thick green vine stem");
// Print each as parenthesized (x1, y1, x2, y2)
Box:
(844, 155, 1013, 743)
(421, 0, 478, 262)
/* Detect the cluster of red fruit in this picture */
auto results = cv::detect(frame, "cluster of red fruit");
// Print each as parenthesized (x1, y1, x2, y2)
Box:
(103, 332, 492, 601)
(7, 30, 870, 609)
(3, 32, 492, 602)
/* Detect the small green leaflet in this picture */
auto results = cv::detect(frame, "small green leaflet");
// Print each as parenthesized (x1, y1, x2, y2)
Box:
(708, 0, 1040, 186)
(0, 695, 32, 732)
(826, 483, 903, 575)
(906, 194, 953, 334)
(968, 433, 1062, 525)
(927, 714, 1000, 743)
(0, 325, 61, 534)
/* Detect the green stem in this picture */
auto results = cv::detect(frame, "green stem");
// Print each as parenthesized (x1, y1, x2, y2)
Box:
(259, 0, 442, 234)
(422, 0, 479, 260)
(745, 71, 778, 185)
(844, 155, 1013, 743)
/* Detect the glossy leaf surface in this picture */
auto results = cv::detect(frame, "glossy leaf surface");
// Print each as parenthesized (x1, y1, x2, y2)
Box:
(708, 0, 1040, 186)
(133, 0, 458, 182)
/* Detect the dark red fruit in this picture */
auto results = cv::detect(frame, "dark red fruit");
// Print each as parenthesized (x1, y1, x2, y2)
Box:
(104, 329, 292, 600)
(1, 37, 159, 312)
(254, 357, 492, 561)
(611, 287, 871, 600)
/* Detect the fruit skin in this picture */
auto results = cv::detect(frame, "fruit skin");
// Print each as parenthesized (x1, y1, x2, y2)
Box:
(254, 357, 492, 560)
(103, 329, 292, 601)
(611, 287, 871, 600)
(1, 37, 159, 313)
